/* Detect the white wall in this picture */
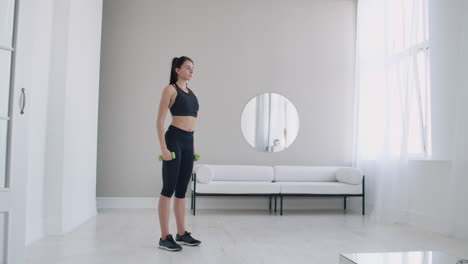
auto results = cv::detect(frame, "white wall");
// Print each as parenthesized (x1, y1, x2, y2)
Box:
(97, 0, 357, 198)
(423, 0, 468, 236)
(429, 0, 464, 160)
(61, 0, 103, 234)
(26, 0, 103, 244)
(450, 0, 468, 239)
(25, 0, 54, 245)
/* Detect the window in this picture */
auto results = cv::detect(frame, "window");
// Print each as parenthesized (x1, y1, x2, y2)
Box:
(386, 0, 432, 157)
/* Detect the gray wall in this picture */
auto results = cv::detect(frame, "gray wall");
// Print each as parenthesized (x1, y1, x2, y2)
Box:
(97, 0, 357, 197)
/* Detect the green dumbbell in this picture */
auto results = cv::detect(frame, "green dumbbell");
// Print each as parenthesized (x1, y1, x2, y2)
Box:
(194, 154, 200, 161)
(158, 152, 176, 161)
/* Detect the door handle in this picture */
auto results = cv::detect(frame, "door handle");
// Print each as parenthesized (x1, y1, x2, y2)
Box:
(20, 88, 26, 115)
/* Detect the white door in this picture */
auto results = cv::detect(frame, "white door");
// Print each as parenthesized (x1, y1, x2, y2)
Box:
(0, 0, 31, 263)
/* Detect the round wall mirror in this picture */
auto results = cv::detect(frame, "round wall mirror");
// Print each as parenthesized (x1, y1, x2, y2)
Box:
(241, 93, 299, 152)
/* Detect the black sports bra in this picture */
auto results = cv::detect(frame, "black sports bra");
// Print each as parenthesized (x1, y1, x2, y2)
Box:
(169, 83, 199, 117)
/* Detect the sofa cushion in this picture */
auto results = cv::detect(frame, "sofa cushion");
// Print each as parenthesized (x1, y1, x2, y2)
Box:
(273, 166, 342, 182)
(191, 181, 280, 194)
(279, 182, 363, 195)
(195, 165, 214, 183)
(195, 164, 274, 182)
(335, 167, 363, 185)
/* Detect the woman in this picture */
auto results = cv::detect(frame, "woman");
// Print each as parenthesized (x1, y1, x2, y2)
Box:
(156, 56, 201, 251)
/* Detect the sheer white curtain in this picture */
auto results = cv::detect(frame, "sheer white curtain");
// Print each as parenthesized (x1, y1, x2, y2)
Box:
(353, 0, 430, 223)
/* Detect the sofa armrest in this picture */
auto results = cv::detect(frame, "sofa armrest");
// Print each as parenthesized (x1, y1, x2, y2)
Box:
(336, 168, 363, 185)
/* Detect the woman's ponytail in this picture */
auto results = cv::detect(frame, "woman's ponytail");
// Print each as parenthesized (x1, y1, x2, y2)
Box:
(169, 57, 179, 84)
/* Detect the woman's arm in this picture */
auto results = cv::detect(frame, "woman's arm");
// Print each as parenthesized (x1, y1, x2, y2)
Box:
(156, 85, 174, 159)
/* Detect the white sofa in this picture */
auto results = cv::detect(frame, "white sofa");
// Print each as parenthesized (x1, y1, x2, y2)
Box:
(190, 164, 365, 216)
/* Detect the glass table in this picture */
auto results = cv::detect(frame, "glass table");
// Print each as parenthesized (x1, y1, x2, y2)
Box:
(340, 251, 468, 264)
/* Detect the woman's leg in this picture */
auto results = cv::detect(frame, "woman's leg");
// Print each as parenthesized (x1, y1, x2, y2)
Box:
(174, 197, 186, 236)
(174, 137, 194, 236)
(158, 195, 171, 239)
(159, 132, 181, 239)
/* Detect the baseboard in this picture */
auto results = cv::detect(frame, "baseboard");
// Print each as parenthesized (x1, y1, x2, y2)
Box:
(96, 196, 364, 212)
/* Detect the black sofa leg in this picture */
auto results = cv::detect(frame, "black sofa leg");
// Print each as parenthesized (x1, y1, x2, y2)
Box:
(362, 196, 365, 215)
(362, 175, 366, 215)
(274, 196, 277, 212)
(280, 195, 283, 215)
(344, 196, 347, 210)
(191, 193, 194, 210)
(193, 194, 196, 215)
(269, 195, 272, 212)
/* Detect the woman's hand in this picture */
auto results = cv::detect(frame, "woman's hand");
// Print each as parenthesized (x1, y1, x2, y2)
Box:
(162, 148, 173, 161)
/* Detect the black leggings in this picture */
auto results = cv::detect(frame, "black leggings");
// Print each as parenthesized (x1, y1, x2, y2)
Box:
(161, 125, 194, 199)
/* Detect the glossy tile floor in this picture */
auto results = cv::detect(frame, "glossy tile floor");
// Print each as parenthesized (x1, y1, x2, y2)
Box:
(26, 209, 468, 264)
